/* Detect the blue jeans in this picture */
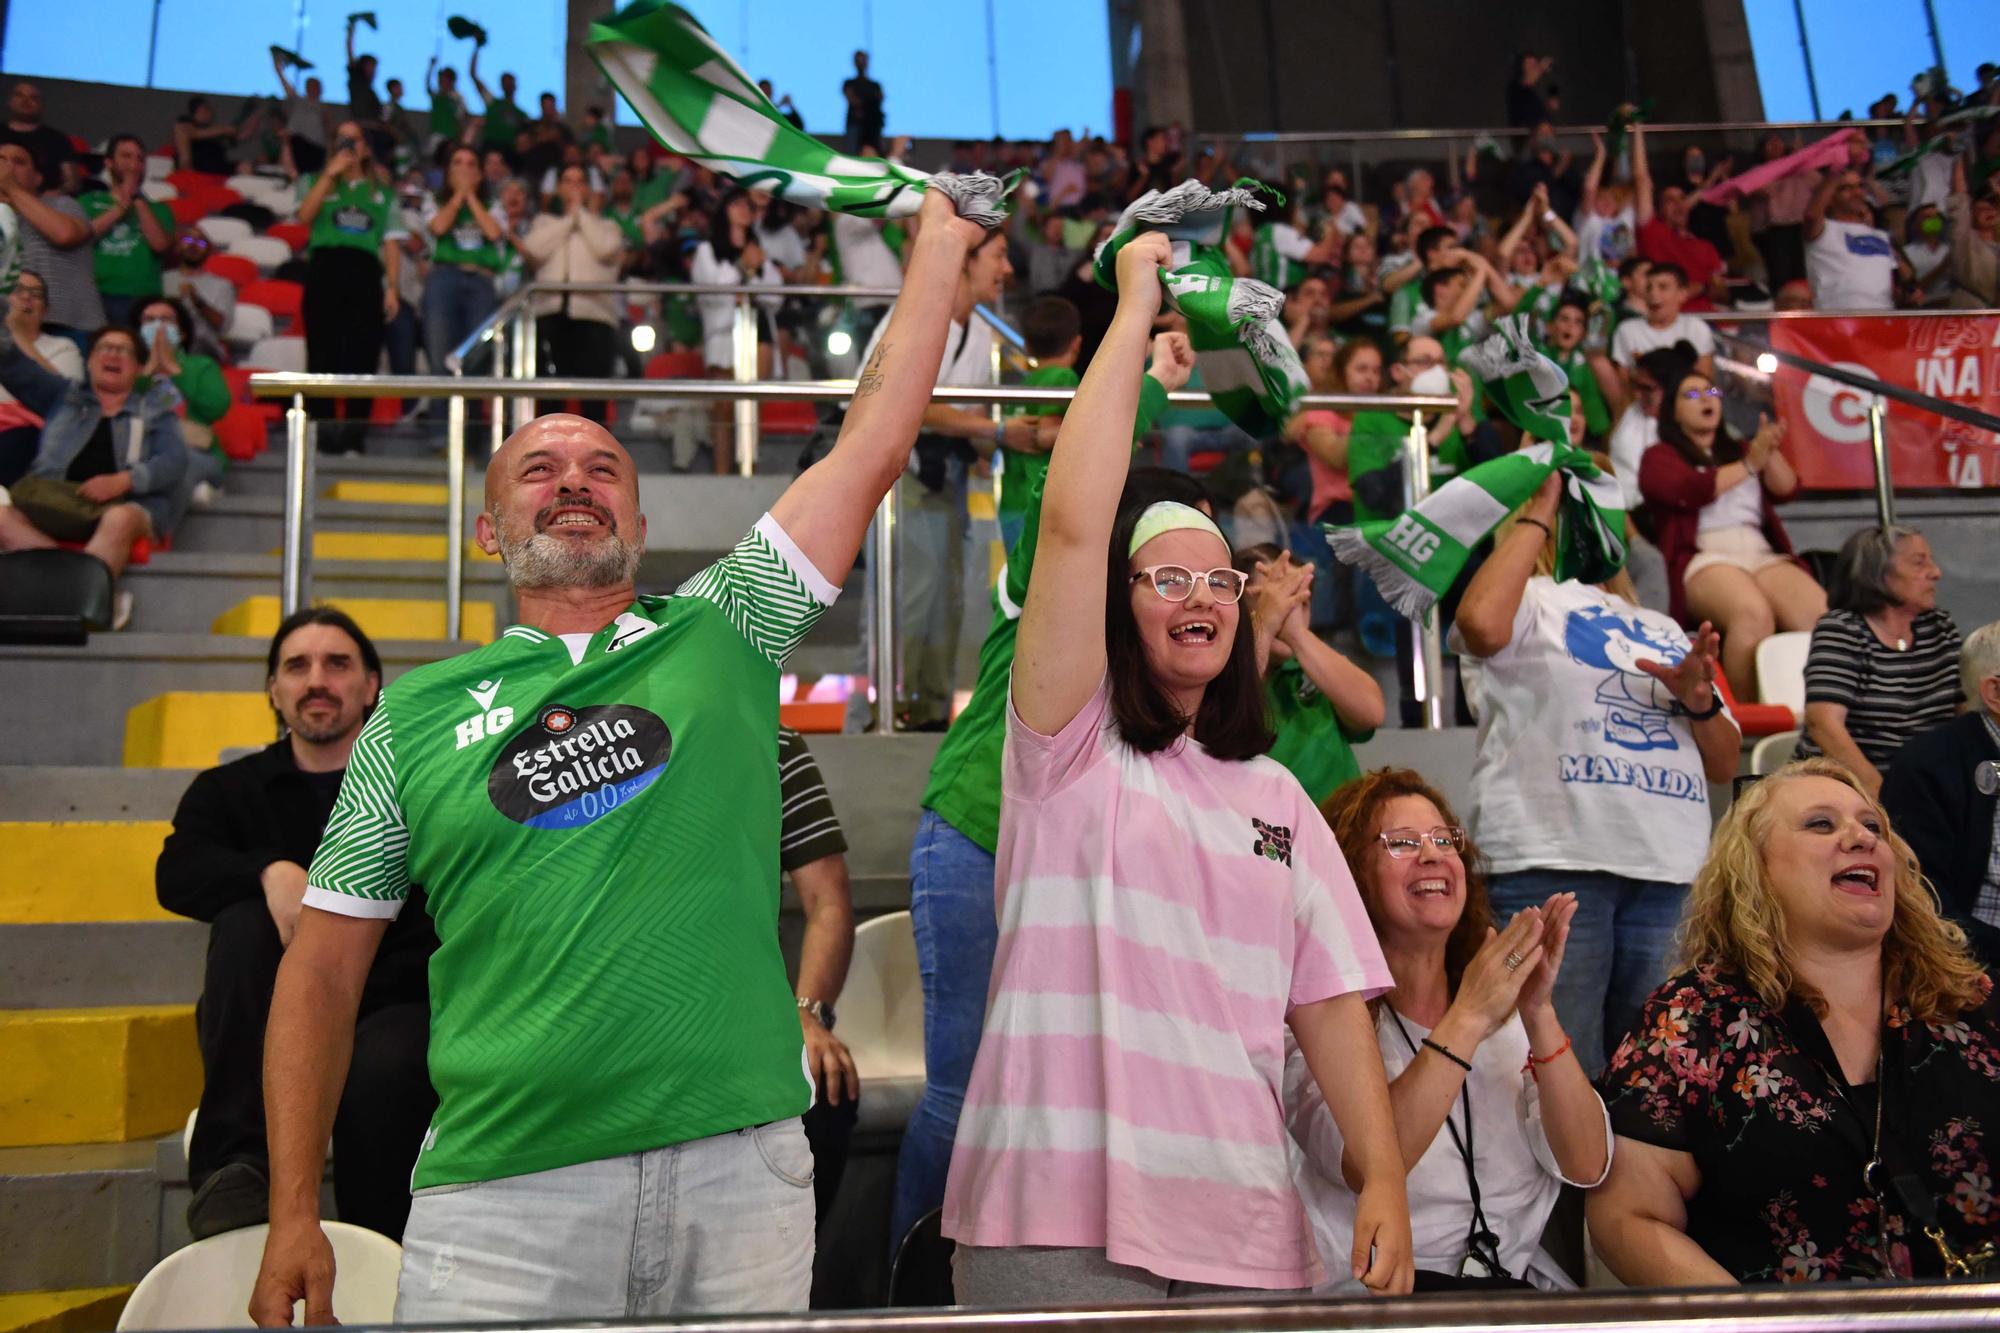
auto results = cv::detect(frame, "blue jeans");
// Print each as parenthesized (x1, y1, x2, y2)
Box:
(1486, 869, 1687, 1077)
(422, 265, 498, 380)
(890, 809, 998, 1255)
(1159, 422, 1255, 473)
(396, 1119, 814, 1319)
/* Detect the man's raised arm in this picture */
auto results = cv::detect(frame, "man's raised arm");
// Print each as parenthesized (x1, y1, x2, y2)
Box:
(768, 179, 1000, 587)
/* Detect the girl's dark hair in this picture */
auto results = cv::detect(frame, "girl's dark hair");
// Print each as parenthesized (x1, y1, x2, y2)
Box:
(1320, 767, 1494, 1013)
(1654, 364, 1742, 468)
(709, 188, 748, 263)
(435, 144, 483, 205)
(1104, 473, 1274, 761)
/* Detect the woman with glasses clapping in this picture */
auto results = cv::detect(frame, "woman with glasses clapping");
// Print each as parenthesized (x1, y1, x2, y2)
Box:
(1285, 768, 1613, 1292)
(1453, 466, 1741, 1075)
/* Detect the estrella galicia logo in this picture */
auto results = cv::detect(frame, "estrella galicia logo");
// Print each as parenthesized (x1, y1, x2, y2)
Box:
(487, 703, 670, 829)
(1251, 818, 1293, 867)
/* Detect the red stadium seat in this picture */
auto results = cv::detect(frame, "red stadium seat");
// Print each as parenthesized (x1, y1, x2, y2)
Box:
(238, 280, 304, 324)
(268, 222, 310, 252)
(222, 366, 284, 423)
(644, 351, 705, 379)
(166, 169, 228, 195)
(761, 401, 816, 436)
(167, 196, 211, 227)
(213, 404, 269, 460)
(205, 254, 260, 289)
(1714, 674, 1794, 737)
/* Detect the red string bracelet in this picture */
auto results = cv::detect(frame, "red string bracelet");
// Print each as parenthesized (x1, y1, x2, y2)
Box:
(1523, 1034, 1573, 1080)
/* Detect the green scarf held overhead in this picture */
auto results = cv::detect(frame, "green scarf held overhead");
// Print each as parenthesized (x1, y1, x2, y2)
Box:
(1327, 315, 1626, 623)
(1092, 180, 1309, 439)
(586, 1, 1012, 223)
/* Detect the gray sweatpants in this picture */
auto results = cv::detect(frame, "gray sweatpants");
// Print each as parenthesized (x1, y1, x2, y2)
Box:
(952, 1245, 1310, 1307)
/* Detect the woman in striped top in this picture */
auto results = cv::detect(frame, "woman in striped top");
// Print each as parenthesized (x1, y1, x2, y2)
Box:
(1795, 525, 1961, 795)
(941, 232, 1412, 1303)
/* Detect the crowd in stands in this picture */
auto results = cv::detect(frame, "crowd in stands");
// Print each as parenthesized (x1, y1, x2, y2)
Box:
(3, 30, 1999, 1321)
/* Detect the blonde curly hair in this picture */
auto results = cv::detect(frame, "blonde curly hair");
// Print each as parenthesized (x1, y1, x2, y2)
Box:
(1681, 758, 1987, 1023)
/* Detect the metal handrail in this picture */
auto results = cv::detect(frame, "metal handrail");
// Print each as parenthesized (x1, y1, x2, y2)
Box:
(445, 285, 538, 372)
(1213, 117, 1905, 147)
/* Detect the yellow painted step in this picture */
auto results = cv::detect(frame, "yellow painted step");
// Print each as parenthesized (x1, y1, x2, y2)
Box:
(212, 596, 495, 644)
(966, 490, 996, 523)
(0, 822, 175, 923)
(0, 1006, 200, 1147)
(124, 692, 275, 769)
(0, 1288, 133, 1333)
(325, 479, 451, 505)
(281, 533, 498, 563)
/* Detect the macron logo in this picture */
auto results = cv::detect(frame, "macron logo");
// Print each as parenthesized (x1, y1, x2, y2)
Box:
(467, 678, 503, 712)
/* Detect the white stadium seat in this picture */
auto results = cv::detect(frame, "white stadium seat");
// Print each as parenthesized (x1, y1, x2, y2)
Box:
(1754, 630, 1812, 712)
(1751, 729, 1803, 776)
(141, 180, 178, 202)
(840, 910, 925, 1134)
(245, 336, 306, 372)
(116, 1222, 400, 1329)
(225, 235, 292, 270)
(195, 216, 254, 248)
(224, 303, 275, 347)
(144, 153, 172, 181)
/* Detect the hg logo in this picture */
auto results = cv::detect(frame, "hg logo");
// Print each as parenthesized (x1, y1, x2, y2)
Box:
(454, 678, 514, 750)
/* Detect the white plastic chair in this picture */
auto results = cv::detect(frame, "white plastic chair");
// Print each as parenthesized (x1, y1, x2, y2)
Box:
(224, 304, 275, 347)
(245, 336, 306, 372)
(145, 153, 173, 181)
(225, 235, 292, 271)
(197, 216, 254, 248)
(232, 177, 294, 211)
(1751, 729, 1803, 776)
(116, 1222, 401, 1329)
(840, 910, 926, 1134)
(141, 179, 179, 202)
(1755, 630, 1812, 713)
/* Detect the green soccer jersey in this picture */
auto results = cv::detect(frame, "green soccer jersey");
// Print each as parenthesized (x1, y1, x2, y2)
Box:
(996, 364, 1077, 521)
(430, 89, 464, 139)
(1544, 344, 1612, 438)
(481, 97, 526, 148)
(1263, 658, 1372, 805)
(301, 174, 397, 254)
(922, 376, 1167, 853)
(1249, 222, 1312, 291)
(80, 195, 174, 298)
(430, 200, 508, 270)
(305, 516, 835, 1189)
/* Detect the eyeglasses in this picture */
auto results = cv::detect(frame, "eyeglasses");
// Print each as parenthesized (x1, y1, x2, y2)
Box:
(1377, 825, 1466, 858)
(1129, 564, 1247, 604)
(14, 284, 46, 301)
(1682, 386, 1723, 400)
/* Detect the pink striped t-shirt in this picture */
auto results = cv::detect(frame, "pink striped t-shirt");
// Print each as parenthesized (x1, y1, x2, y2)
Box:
(940, 678, 1392, 1289)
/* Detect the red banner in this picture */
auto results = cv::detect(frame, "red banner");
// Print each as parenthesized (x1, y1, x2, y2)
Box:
(1764, 315, 2000, 491)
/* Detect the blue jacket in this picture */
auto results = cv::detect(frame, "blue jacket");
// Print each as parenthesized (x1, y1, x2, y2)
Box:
(0, 335, 187, 498)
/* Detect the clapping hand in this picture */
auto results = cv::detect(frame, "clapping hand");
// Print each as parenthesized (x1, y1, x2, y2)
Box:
(1514, 893, 1577, 1016)
(1451, 908, 1546, 1042)
(1744, 411, 1785, 470)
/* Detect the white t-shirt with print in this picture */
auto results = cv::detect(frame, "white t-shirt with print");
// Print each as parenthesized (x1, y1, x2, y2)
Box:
(1610, 313, 1714, 369)
(1574, 205, 1636, 265)
(1454, 577, 1733, 883)
(1606, 405, 1656, 510)
(1806, 218, 1897, 312)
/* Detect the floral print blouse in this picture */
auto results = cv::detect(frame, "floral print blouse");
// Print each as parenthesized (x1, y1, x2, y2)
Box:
(1601, 964, 2000, 1282)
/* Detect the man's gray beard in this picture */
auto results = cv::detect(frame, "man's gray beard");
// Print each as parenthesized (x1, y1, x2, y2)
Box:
(496, 522, 644, 590)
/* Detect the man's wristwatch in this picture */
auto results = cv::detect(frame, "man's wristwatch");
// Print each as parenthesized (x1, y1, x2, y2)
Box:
(797, 997, 836, 1031)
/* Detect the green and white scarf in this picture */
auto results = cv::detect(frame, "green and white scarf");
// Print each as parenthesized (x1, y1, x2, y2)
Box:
(1093, 181, 1309, 438)
(586, 1, 1011, 223)
(1328, 316, 1624, 621)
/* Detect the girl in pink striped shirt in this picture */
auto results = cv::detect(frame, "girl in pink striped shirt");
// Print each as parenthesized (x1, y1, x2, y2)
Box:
(942, 230, 1413, 1303)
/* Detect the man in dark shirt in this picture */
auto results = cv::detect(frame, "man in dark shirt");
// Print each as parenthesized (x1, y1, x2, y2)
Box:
(156, 607, 436, 1241)
(5, 82, 73, 192)
(842, 51, 885, 155)
(345, 17, 391, 165)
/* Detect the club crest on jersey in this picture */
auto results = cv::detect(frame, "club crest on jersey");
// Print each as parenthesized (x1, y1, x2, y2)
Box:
(488, 702, 671, 829)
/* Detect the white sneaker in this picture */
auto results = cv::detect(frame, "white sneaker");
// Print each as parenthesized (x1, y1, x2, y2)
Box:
(111, 589, 134, 632)
(191, 481, 221, 509)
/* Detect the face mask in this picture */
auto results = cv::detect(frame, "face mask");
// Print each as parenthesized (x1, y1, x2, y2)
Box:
(1919, 214, 1945, 238)
(140, 320, 180, 350)
(1409, 364, 1451, 397)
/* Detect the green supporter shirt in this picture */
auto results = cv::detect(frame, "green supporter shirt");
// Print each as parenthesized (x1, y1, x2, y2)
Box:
(606, 204, 643, 247)
(305, 515, 836, 1189)
(141, 351, 229, 427)
(1345, 410, 1470, 525)
(301, 174, 397, 254)
(80, 195, 174, 299)
(1263, 657, 1372, 805)
(996, 364, 1076, 520)
(481, 96, 525, 148)
(1544, 344, 1612, 438)
(430, 90, 463, 139)
(921, 375, 1168, 853)
(430, 200, 509, 270)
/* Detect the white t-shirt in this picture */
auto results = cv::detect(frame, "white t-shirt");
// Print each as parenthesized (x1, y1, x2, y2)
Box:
(1806, 218, 1897, 312)
(1574, 205, 1636, 265)
(689, 239, 783, 369)
(0, 331, 83, 408)
(859, 303, 994, 476)
(1606, 404, 1656, 509)
(1699, 472, 1767, 532)
(830, 214, 900, 306)
(1454, 577, 1733, 882)
(758, 223, 808, 276)
(1610, 313, 1714, 369)
(1283, 1009, 1611, 1292)
(1319, 200, 1367, 236)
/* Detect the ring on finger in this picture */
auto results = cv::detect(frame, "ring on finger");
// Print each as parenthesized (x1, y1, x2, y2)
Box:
(1504, 951, 1525, 971)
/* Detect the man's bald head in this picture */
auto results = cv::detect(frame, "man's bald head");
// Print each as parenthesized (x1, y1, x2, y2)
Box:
(478, 414, 646, 591)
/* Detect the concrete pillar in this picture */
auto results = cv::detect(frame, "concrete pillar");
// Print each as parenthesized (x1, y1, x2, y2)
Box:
(1136, 0, 1195, 134)
(1701, 0, 1765, 122)
(566, 0, 614, 123)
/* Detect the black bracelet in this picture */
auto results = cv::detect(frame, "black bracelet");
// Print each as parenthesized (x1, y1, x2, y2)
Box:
(1674, 692, 1726, 720)
(1422, 1037, 1472, 1071)
(1518, 517, 1553, 538)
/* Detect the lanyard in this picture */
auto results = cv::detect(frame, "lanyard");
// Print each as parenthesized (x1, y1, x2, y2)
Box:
(1387, 1009, 1509, 1279)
